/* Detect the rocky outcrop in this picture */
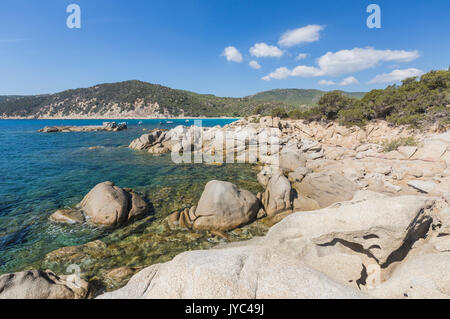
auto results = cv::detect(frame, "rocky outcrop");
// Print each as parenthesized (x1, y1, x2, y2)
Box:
(98, 245, 367, 299)
(98, 193, 449, 299)
(293, 171, 358, 208)
(168, 181, 260, 231)
(0, 270, 91, 299)
(49, 182, 148, 227)
(262, 172, 292, 217)
(39, 122, 127, 133)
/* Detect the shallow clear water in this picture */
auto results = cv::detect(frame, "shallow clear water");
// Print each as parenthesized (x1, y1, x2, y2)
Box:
(0, 118, 263, 275)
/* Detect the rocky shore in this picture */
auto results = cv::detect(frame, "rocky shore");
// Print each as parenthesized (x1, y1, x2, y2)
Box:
(1, 116, 449, 299)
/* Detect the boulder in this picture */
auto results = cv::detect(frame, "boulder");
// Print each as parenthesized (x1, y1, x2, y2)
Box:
(278, 151, 307, 172)
(62, 182, 149, 227)
(0, 270, 90, 299)
(266, 195, 436, 267)
(293, 172, 358, 208)
(97, 246, 368, 299)
(129, 130, 163, 150)
(262, 173, 292, 217)
(192, 181, 260, 231)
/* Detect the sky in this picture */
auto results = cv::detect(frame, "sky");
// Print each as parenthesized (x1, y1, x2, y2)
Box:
(0, 0, 449, 97)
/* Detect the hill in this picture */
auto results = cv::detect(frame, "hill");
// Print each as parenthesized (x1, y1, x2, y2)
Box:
(248, 89, 365, 107)
(0, 81, 291, 119)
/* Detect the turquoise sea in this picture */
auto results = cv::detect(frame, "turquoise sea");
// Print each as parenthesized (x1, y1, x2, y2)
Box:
(0, 118, 264, 276)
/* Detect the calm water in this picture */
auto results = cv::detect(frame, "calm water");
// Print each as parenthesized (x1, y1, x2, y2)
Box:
(0, 118, 257, 274)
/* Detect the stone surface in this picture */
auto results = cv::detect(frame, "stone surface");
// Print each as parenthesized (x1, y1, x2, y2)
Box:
(49, 209, 84, 224)
(262, 172, 292, 217)
(192, 181, 260, 231)
(77, 182, 148, 226)
(98, 246, 368, 299)
(407, 180, 437, 193)
(293, 171, 358, 208)
(0, 270, 90, 299)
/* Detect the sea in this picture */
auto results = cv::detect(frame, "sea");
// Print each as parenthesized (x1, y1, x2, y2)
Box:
(0, 118, 265, 277)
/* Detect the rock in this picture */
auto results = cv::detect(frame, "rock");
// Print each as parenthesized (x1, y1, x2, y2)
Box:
(103, 267, 138, 289)
(266, 195, 436, 267)
(292, 193, 320, 212)
(49, 209, 84, 224)
(383, 181, 402, 193)
(262, 173, 292, 217)
(129, 130, 163, 150)
(352, 190, 388, 201)
(192, 181, 260, 231)
(97, 246, 368, 299)
(287, 167, 311, 183)
(397, 146, 417, 159)
(407, 180, 437, 194)
(293, 172, 358, 208)
(79, 182, 148, 226)
(278, 151, 307, 172)
(98, 193, 446, 299)
(370, 253, 450, 299)
(0, 270, 90, 299)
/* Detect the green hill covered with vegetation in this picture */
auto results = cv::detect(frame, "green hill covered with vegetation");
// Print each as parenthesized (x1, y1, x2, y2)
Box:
(248, 89, 365, 107)
(0, 80, 291, 118)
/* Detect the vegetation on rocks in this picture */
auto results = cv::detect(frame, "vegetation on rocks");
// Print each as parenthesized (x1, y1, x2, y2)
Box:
(381, 136, 419, 153)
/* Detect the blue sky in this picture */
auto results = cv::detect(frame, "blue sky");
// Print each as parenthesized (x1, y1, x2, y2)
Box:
(0, 0, 449, 96)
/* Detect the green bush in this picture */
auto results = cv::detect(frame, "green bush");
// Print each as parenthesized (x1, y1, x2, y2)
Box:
(270, 107, 288, 118)
(381, 136, 419, 152)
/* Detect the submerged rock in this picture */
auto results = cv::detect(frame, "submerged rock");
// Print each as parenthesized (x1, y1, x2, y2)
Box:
(49, 209, 84, 224)
(0, 270, 91, 299)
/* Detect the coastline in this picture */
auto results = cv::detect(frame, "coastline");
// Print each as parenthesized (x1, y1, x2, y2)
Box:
(1, 115, 449, 299)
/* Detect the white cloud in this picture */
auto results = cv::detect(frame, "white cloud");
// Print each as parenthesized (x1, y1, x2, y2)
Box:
(278, 25, 324, 47)
(249, 60, 261, 69)
(369, 68, 424, 84)
(339, 76, 359, 86)
(249, 43, 284, 58)
(262, 67, 291, 81)
(296, 53, 308, 60)
(221, 46, 243, 63)
(318, 80, 336, 86)
(315, 48, 419, 76)
(291, 65, 323, 77)
(262, 47, 420, 80)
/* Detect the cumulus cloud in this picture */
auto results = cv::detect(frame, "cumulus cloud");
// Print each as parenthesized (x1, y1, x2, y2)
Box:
(296, 53, 308, 60)
(278, 25, 324, 47)
(315, 48, 419, 76)
(249, 60, 261, 69)
(221, 46, 243, 63)
(339, 76, 359, 86)
(318, 76, 359, 86)
(249, 43, 284, 58)
(262, 47, 420, 80)
(262, 67, 291, 81)
(368, 68, 424, 84)
(318, 80, 336, 86)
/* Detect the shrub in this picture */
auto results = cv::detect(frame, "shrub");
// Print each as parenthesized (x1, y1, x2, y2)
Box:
(270, 107, 288, 118)
(381, 136, 419, 152)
